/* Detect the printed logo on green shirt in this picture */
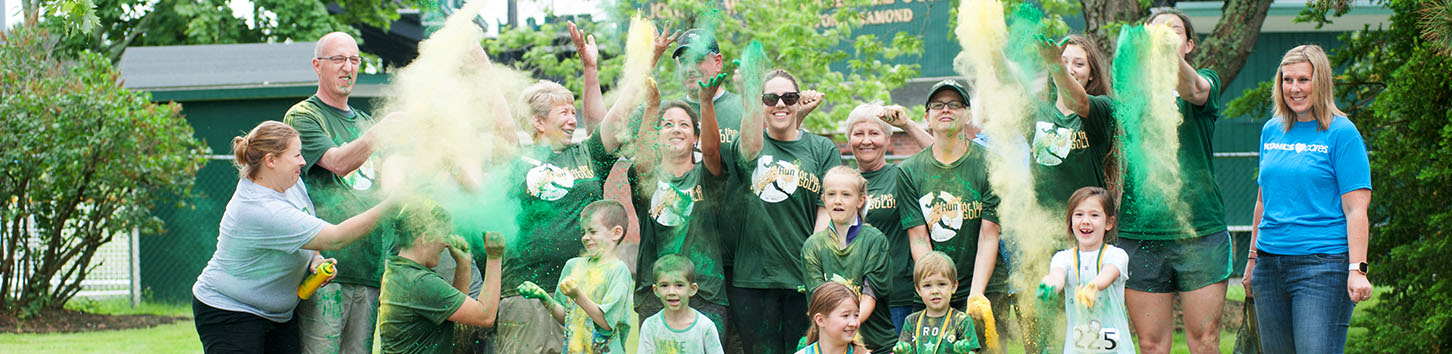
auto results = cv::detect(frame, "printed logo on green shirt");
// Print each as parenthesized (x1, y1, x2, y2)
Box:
(719, 128, 740, 144)
(649, 180, 701, 227)
(344, 159, 378, 190)
(750, 156, 821, 203)
(866, 192, 896, 213)
(525, 162, 599, 201)
(1031, 121, 1089, 167)
(918, 191, 983, 242)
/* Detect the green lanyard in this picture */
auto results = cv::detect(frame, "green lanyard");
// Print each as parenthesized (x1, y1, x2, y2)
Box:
(914, 307, 955, 352)
(1073, 244, 1106, 287)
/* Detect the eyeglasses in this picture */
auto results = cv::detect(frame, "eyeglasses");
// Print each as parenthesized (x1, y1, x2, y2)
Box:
(317, 55, 363, 65)
(762, 92, 800, 106)
(927, 101, 966, 111)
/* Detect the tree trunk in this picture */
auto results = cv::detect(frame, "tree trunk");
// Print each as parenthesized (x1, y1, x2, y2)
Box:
(1191, 0, 1275, 90)
(1080, 0, 1146, 59)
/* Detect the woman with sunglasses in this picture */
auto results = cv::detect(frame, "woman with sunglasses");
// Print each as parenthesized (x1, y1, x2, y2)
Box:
(723, 69, 843, 353)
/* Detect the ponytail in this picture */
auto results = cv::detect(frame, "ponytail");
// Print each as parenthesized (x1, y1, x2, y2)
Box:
(233, 121, 299, 179)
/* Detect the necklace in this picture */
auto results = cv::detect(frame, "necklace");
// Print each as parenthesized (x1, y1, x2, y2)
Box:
(914, 307, 955, 351)
(1073, 244, 1106, 287)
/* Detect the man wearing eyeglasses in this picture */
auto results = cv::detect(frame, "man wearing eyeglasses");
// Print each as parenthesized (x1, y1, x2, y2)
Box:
(283, 31, 393, 354)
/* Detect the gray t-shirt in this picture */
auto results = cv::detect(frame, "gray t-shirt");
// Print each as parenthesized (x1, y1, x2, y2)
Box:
(432, 249, 484, 298)
(193, 178, 327, 322)
(638, 309, 724, 354)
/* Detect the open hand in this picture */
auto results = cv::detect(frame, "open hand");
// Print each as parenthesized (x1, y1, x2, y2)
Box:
(797, 90, 824, 112)
(698, 72, 730, 101)
(652, 24, 682, 64)
(568, 22, 598, 69)
(1037, 282, 1059, 302)
(1035, 34, 1064, 67)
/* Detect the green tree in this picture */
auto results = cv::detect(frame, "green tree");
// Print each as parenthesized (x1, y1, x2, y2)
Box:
(27, 0, 430, 62)
(485, 0, 922, 133)
(0, 20, 209, 317)
(1078, 0, 1276, 90)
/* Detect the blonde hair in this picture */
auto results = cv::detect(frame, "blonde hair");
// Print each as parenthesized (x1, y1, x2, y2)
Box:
(823, 166, 868, 220)
(845, 103, 891, 136)
(1272, 44, 1343, 131)
(519, 80, 574, 133)
(913, 251, 957, 287)
(231, 121, 298, 180)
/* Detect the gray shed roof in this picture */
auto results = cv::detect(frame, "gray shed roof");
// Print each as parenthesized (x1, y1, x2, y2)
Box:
(118, 42, 319, 91)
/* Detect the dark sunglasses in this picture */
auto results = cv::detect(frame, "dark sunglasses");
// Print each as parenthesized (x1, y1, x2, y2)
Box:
(761, 92, 800, 106)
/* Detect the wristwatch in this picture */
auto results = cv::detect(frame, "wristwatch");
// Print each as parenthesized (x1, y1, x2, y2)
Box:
(1350, 261, 1369, 275)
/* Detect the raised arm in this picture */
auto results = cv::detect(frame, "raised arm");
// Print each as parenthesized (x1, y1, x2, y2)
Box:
(1175, 55, 1212, 106)
(1038, 35, 1089, 117)
(471, 45, 520, 147)
(632, 82, 664, 176)
(304, 197, 395, 251)
(698, 74, 727, 176)
(449, 232, 507, 328)
(570, 22, 605, 132)
(879, 105, 933, 149)
(602, 26, 677, 153)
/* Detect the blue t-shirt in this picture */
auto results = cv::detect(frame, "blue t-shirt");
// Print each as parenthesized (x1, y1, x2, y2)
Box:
(193, 178, 326, 322)
(1256, 116, 1371, 255)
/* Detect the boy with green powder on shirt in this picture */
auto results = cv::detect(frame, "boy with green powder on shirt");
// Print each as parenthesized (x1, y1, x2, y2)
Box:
(894, 251, 980, 354)
(638, 254, 725, 354)
(375, 204, 506, 354)
(518, 200, 634, 354)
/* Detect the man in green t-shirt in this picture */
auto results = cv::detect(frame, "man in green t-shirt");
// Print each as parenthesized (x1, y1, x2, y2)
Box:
(1114, 9, 1232, 354)
(284, 32, 397, 354)
(376, 207, 505, 354)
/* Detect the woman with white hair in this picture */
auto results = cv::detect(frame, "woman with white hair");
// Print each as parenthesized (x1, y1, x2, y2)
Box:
(842, 102, 933, 348)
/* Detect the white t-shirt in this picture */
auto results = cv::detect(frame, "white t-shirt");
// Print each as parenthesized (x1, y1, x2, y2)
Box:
(193, 178, 326, 322)
(1050, 245, 1136, 354)
(637, 308, 724, 354)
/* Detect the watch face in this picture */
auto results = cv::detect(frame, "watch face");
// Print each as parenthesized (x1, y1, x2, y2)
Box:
(1359, 262, 1369, 273)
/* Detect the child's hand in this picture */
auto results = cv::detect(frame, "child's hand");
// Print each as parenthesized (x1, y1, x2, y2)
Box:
(1075, 284, 1099, 309)
(952, 339, 977, 354)
(559, 278, 580, 298)
(892, 342, 912, 354)
(1037, 283, 1059, 302)
(517, 281, 550, 302)
(483, 231, 506, 259)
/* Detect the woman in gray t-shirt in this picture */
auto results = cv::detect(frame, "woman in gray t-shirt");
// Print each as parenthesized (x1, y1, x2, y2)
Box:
(191, 121, 394, 353)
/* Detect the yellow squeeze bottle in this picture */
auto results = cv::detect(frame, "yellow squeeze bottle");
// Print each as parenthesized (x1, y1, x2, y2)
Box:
(297, 262, 335, 300)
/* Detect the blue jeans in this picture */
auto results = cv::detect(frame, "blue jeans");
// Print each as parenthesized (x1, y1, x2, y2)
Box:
(1251, 252, 1355, 354)
(890, 306, 913, 334)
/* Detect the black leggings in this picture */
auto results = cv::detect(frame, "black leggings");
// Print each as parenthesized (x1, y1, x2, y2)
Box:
(192, 296, 300, 354)
(727, 286, 809, 354)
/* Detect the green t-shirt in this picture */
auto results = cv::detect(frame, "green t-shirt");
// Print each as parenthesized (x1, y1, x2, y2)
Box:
(896, 147, 1009, 298)
(862, 164, 913, 308)
(376, 256, 467, 354)
(284, 95, 392, 287)
(629, 164, 728, 307)
(687, 91, 746, 267)
(554, 257, 634, 354)
(801, 223, 895, 350)
(722, 132, 842, 289)
(501, 132, 618, 296)
(1119, 69, 1228, 240)
(1031, 95, 1115, 210)
(897, 309, 980, 354)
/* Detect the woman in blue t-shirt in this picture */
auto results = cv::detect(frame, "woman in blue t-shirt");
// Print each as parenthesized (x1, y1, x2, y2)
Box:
(192, 121, 394, 353)
(1244, 44, 1373, 354)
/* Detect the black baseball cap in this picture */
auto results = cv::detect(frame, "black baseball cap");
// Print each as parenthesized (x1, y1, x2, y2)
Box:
(672, 29, 721, 60)
(925, 79, 971, 109)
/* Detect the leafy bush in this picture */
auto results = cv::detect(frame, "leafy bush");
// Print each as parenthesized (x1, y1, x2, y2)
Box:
(0, 22, 208, 317)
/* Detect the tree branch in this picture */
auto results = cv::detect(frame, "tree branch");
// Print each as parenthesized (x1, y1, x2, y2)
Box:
(1192, 0, 1275, 90)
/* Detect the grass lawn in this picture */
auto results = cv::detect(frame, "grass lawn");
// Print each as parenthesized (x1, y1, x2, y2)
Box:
(0, 298, 199, 353)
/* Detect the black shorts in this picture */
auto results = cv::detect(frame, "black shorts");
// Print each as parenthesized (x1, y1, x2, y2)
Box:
(192, 296, 300, 354)
(1117, 231, 1234, 293)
